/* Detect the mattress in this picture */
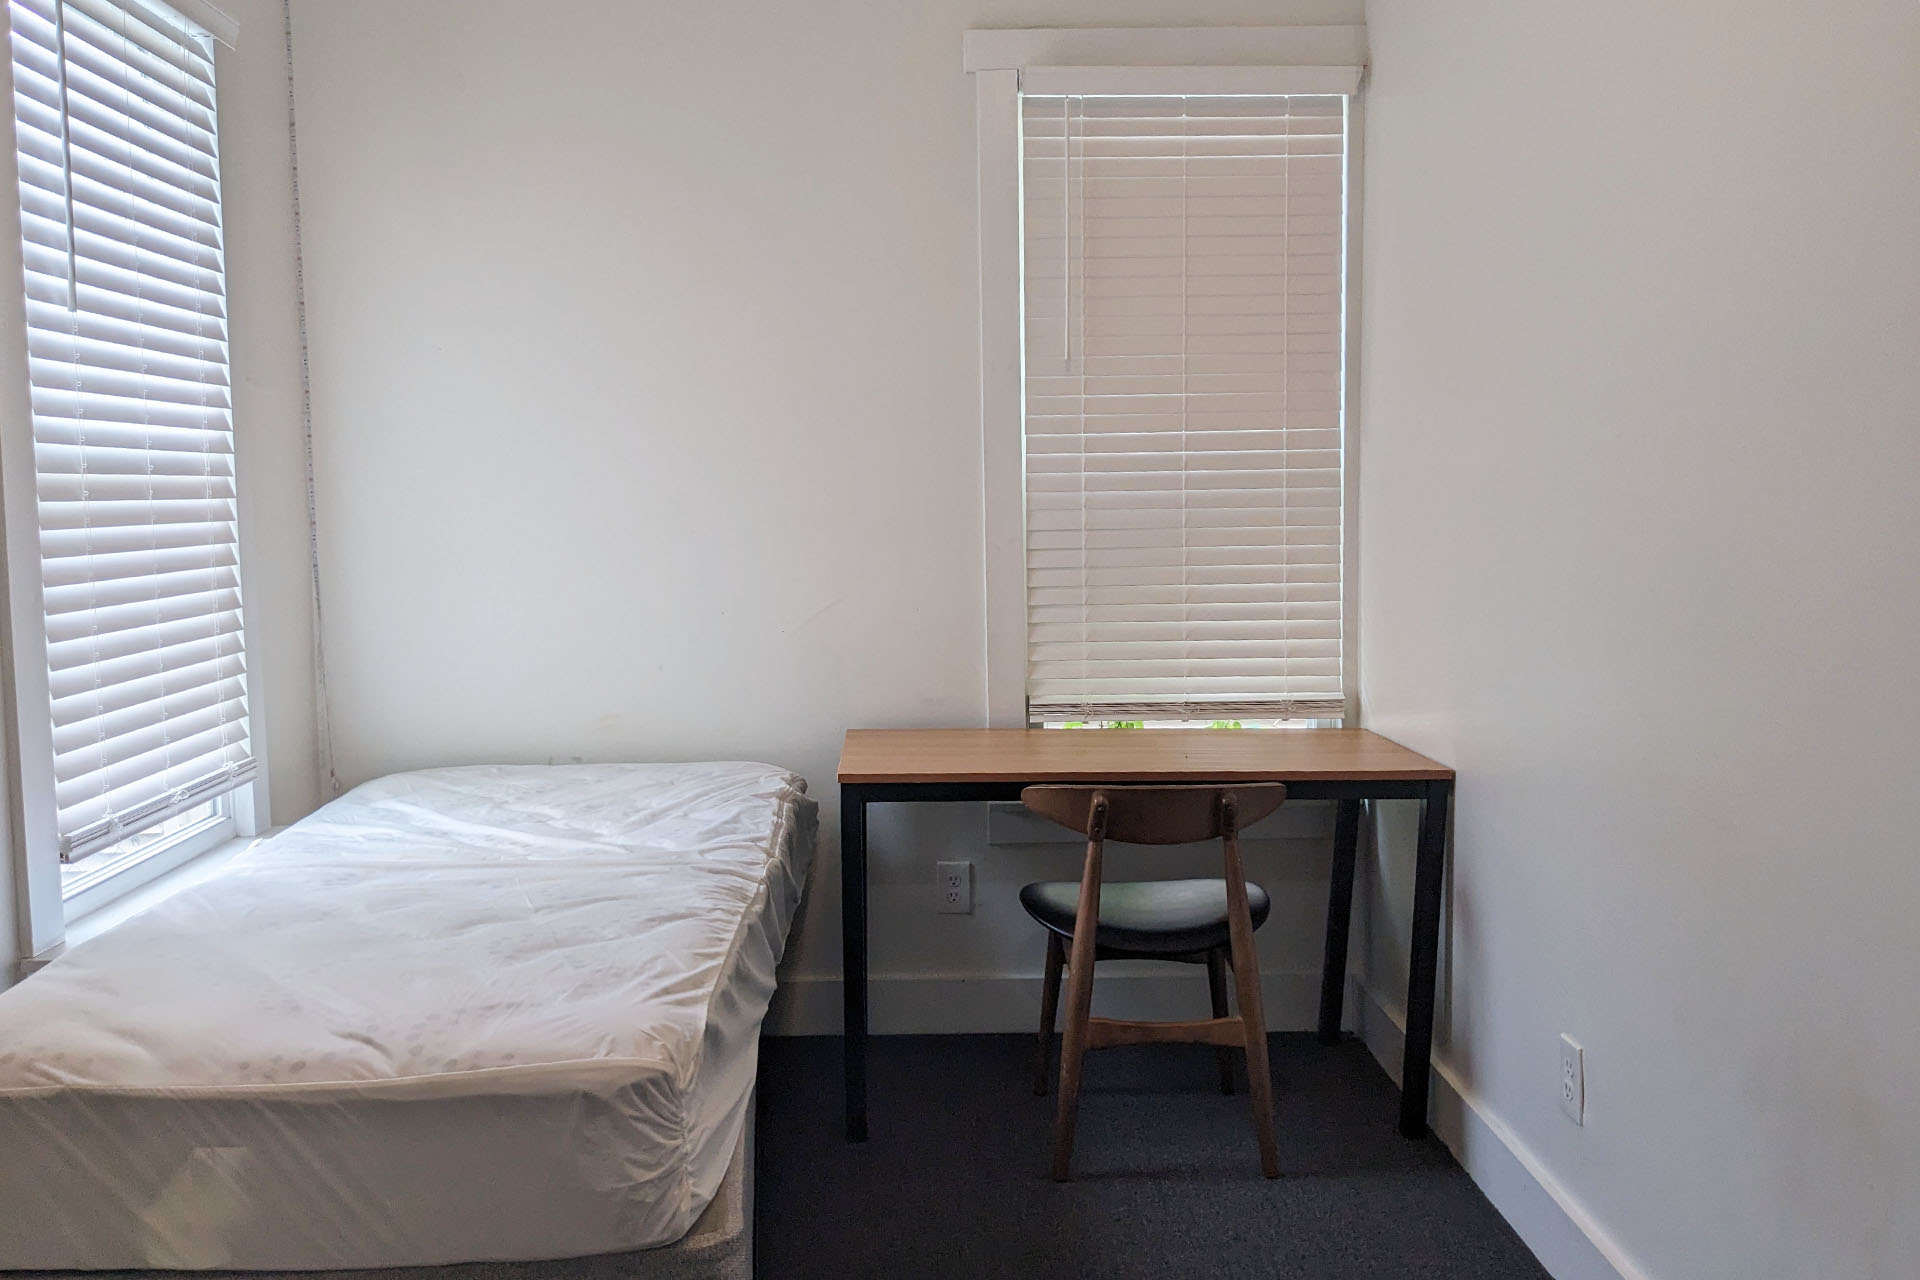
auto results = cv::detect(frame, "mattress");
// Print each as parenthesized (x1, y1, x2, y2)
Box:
(0, 762, 816, 1271)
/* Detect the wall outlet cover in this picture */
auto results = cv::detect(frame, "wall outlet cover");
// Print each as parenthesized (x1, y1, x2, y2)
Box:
(1559, 1033, 1585, 1125)
(937, 861, 973, 914)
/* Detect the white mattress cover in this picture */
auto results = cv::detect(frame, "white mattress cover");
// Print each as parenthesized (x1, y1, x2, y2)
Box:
(0, 762, 816, 1271)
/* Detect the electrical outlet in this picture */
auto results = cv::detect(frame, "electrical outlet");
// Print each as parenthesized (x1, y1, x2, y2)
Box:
(1559, 1034, 1585, 1125)
(936, 861, 972, 914)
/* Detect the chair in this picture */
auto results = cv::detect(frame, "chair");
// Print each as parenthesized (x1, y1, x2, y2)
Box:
(1020, 783, 1286, 1180)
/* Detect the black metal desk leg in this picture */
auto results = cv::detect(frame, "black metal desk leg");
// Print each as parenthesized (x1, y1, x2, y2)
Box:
(1317, 798, 1362, 1043)
(841, 787, 869, 1141)
(1400, 780, 1451, 1138)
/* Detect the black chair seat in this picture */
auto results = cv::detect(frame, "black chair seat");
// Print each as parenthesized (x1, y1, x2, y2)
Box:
(1019, 878, 1272, 956)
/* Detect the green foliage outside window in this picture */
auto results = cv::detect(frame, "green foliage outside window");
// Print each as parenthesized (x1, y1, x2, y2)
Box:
(1057, 719, 1243, 730)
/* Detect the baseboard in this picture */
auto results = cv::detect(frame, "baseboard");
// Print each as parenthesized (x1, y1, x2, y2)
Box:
(1354, 981, 1653, 1280)
(766, 968, 1332, 1038)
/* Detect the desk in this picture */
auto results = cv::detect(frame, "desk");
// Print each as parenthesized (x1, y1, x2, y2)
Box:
(836, 727, 1455, 1141)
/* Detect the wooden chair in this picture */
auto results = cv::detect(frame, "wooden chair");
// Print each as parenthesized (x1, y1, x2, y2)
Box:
(1020, 783, 1286, 1181)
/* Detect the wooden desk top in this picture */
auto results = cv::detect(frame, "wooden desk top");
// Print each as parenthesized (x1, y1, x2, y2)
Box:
(837, 728, 1452, 785)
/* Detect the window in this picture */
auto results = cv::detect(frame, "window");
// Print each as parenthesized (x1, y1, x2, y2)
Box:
(1022, 93, 1347, 723)
(967, 29, 1364, 728)
(1, 0, 254, 942)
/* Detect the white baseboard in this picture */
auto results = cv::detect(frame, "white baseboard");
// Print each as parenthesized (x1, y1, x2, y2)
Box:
(1354, 981, 1653, 1280)
(766, 967, 1332, 1037)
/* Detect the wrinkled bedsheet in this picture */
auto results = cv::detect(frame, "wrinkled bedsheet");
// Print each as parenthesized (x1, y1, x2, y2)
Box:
(0, 762, 815, 1270)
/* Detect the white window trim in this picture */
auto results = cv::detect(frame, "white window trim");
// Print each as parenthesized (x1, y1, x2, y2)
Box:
(46, 824, 254, 965)
(967, 27, 1369, 728)
(57, 791, 243, 924)
(961, 26, 1369, 76)
(0, 0, 263, 972)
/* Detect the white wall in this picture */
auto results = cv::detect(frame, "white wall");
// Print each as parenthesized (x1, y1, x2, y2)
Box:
(286, 0, 1364, 1028)
(1358, 2, 1920, 1277)
(222, 0, 323, 828)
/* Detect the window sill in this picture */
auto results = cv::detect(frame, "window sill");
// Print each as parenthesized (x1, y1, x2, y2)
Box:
(53, 833, 259, 957)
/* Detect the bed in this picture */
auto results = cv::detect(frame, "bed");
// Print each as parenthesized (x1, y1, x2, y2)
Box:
(0, 761, 816, 1275)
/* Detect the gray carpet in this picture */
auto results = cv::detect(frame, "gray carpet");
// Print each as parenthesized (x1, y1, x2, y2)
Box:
(754, 1033, 1551, 1280)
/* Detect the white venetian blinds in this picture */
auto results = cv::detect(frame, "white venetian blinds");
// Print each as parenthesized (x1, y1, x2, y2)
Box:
(8, 0, 250, 860)
(1021, 93, 1347, 722)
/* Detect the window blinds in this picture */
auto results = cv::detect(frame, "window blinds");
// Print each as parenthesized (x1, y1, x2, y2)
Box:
(8, 0, 250, 860)
(1021, 93, 1347, 722)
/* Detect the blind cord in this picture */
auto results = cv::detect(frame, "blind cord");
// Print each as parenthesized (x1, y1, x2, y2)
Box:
(282, 0, 338, 800)
(51, 0, 76, 309)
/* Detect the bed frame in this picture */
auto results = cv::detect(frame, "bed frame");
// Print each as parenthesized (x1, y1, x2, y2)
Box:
(15, 1104, 756, 1280)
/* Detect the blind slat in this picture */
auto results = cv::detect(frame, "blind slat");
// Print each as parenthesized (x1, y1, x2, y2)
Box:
(45, 585, 237, 644)
(49, 641, 243, 724)
(10, 0, 249, 861)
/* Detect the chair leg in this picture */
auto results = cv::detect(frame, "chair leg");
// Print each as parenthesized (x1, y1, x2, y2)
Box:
(1206, 946, 1235, 1095)
(1052, 824, 1106, 1181)
(1052, 934, 1098, 1181)
(1222, 826, 1279, 1179)
(1233, 947, 1279, 1178)
(1035, 933, 1065, 1095)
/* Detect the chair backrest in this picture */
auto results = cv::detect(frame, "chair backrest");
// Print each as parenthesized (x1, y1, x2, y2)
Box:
(1020, 783, 1287, 846)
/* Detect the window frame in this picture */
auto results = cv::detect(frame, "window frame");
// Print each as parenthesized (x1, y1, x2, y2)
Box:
(57, 790, 240, 920)
(0, 0, 263, 965)
(966, 26, 1368, 729)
